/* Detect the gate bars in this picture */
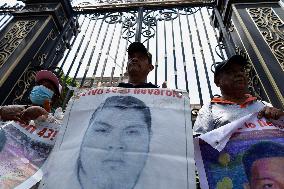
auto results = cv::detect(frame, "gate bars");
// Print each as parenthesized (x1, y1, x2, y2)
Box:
(0, 2, 228, 106)
(0, 3, 24, 31)
(57, 6, 227, 106)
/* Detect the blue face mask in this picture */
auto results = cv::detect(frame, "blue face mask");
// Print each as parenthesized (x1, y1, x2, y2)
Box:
(29, 85, 54, 106)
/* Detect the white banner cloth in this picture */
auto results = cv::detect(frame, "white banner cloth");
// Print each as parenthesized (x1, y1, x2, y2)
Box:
(40, 87, 196, 189)
(194, 114, 284, 189)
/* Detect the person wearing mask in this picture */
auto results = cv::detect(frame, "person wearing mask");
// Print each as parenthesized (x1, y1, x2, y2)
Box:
(0, 70, 63, 124)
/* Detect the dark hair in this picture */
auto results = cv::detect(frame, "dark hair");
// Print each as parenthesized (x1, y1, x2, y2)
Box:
(89, 96, 151, 131)
(242, 141, 284, 181)
(77, 95, 151, 188)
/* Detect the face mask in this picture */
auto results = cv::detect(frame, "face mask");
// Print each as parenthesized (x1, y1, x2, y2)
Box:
(29, 85, 54, 106)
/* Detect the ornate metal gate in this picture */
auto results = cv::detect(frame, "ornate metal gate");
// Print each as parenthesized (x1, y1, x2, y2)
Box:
(0, 0, 283, 110)
(58, 4, 228, 106)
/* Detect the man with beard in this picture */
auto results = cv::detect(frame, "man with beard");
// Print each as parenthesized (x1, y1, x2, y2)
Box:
(193, 55, 284, 135)
(118, 42, 158, 88)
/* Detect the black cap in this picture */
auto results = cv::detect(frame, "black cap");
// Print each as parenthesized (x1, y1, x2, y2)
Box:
(128, 42, 152, 64)
(213, 55, 248, 77)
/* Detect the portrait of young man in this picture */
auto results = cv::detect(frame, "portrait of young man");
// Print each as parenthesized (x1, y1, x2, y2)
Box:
(40, 89, 195, 189)
(242, 141, 284, 189)
(76, 95, 152, 189)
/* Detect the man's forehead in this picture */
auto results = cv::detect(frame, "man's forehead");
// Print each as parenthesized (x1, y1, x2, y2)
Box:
(93, 108, 148, 126)
(97, 107, 145, 115)
(252, 157, 284, 170)
(251, 157, 284, 182)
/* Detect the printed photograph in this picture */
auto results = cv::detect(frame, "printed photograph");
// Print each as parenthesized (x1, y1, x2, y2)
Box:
(0, 123, 53, 188)
(41, 91, 195, 189)
(198, 129, 284, 189)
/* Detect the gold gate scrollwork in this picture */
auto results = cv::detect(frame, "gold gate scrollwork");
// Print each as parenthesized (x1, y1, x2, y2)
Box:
(0, 20, 37, 69)
(248, 7, 284, 71)
(12, 67, 37, 105)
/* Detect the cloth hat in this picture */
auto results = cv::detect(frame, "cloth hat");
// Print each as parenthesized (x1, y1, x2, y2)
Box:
(213, 55, 248, 77)
(35, 70, 62, 94)
(128, 42, 152, 64)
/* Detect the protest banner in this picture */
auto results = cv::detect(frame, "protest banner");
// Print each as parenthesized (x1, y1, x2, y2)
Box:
(194, 113, 284, 189)
(0, 120, 59, 189)
(40, 87, 196, 189)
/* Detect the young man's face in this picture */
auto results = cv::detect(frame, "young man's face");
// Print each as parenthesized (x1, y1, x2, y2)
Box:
(127, 51, 153, 79)
(249, 157, 284, 189)
(80, 107, 150, 189)
(215, 63, 248, 93)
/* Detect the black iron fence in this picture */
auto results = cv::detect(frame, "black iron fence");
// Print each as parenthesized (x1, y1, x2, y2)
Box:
(60, 7, 228, 106)
(1, 1, 230, 107)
